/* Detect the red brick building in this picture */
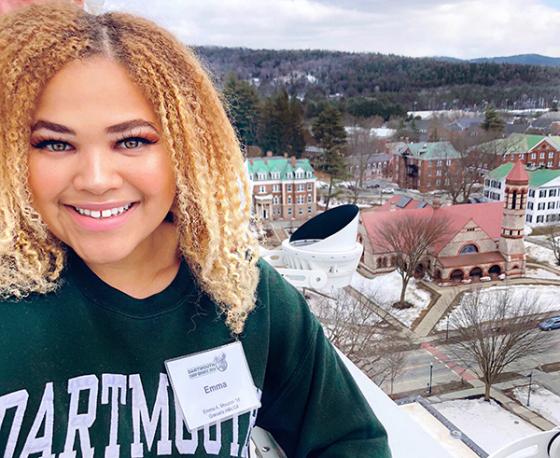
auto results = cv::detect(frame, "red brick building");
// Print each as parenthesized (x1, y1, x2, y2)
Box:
(389, 142, 462, 192)
(480, 134, 560, 169)
(359, 162, 528, 283)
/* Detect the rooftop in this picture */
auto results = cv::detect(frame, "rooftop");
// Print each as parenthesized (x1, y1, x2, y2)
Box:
(388, 141, 462, 160)
(246, 156, 315, 179)
(361, 201, 505, 254)
(487, 162, 560, 187)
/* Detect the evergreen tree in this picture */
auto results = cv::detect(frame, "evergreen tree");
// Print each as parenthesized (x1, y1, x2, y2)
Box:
(222, 73, 260, 146)
(481, 105, 505, 132)
(257, 89, 305, 156)
(312, 105, 348, 209)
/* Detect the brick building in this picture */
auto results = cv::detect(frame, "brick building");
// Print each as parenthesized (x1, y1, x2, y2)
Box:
(359, 161, 528, 283)
(389, 141, 462, 192)
(347, 153, 392, 182)
(479, 133, 560, 169)
(246, 154, 317, 221)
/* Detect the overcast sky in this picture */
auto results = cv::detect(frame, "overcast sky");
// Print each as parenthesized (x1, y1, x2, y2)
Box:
(100, 0, 560, 59)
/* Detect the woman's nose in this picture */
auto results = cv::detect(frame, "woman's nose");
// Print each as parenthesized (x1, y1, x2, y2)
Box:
(72, 148, 123, 194)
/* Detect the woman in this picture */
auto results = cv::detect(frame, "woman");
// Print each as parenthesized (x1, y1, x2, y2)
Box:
(0, 3, 390, 457)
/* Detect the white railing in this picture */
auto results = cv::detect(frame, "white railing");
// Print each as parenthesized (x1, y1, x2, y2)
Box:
(488, 429, 560, 458)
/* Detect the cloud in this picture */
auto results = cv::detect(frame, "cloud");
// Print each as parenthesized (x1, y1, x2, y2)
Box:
(101, 0, 560, 59)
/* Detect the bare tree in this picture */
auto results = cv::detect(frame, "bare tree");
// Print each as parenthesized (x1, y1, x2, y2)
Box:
(377, 213, 450, 308)
(309, 288, 409, 389)
(546, 225, 560, 265)
(345, 124, 386, 204)
(449, 288, 550, 401)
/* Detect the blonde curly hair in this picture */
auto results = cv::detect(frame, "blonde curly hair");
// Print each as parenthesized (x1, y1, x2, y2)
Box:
(0, 1, 259, 334)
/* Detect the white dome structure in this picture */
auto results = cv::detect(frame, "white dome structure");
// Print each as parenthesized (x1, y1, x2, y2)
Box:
(261, 205, 363, 289)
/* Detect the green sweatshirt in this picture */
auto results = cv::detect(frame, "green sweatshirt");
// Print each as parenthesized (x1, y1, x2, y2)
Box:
(0, 251, 390, 457)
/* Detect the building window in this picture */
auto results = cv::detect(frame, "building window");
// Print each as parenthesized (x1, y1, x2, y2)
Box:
(436, 170, 442, 176)
(306, 171, 313, 178)
(297, 184, 305, 192)
(529, 189, 535, 197)
(308, 206, 312, 213)
(307, 194, 312, 203)
(537, 215, 544, 223)
(446, 159, 452, 166)
(259, 185, 265, 193)
(467, 227, 476, 232)
(273, 184, 280, 192)
(528, 202, 534, 210)
(531, 153, 537, 159)
(526, 214, 533, 223)
(549, 152, 555, 158)
(249, 173, 254, 181)
(460, 244, 478, 255)
(539, 189, 547, 198)
(437, 160, 443, 166)
(548, 161, 553, 168)
(258, 172, 267, 180)
(538, 202, 545, 210)
(273, 196, 279, 205)
(307, 183, 313, 191)
(549, 189, 557, 197)
(540, 152, 545, 159)
(287, 184, 292, 192)
(298, 208, 303, 215)
(549, 201, 555, 209)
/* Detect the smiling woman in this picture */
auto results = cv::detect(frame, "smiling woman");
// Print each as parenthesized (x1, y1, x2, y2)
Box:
(0, 3, 390, 457)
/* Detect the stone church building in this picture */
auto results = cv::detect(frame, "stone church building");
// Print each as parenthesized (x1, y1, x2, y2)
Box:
(359, 161, 528, 283)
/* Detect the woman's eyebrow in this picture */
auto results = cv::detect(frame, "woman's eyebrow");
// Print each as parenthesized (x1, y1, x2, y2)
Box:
(30, 119, 159, 135)
(31, 120, 75, 135)
(106, 119, 160, 134)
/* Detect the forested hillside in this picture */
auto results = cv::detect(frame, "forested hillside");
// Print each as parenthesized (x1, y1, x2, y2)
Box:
(195, 46, 560, 111)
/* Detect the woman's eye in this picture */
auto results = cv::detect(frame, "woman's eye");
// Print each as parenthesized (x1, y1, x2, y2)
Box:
(33, 140, 72, 152)
(119, 137, 153, 149)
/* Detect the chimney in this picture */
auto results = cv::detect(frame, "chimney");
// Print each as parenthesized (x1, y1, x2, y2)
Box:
(290, 155, 297, 167)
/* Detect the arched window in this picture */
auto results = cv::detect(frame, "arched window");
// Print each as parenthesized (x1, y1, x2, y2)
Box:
(512, 190, 517, 209)
(460, 244, 478, 255)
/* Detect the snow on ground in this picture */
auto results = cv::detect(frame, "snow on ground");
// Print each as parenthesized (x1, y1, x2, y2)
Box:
(436, 284, 560, 331)
(526, 266, 560, 280)
(433, 399, 539, 454)
(513, 385, 560, 427)
(351, 270, 432, 327)
(525, 241, 559, 267)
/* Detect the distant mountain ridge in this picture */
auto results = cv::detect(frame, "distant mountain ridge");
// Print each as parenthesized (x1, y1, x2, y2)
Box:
(194, 46, 560, 110)
(435, 54, 560, 67)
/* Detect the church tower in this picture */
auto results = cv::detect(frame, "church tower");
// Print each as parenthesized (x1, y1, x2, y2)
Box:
(498, 160, 528, 277)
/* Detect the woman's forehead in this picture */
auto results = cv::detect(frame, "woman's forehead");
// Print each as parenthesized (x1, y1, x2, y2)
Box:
(33, 57, 161, 131)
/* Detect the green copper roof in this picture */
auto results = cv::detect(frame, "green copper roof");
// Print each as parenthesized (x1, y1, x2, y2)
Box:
(246, 157, 315, 179)
(487, 162, 560, 187)
(479, 134, 560, 155)
(391, 141, 461, 160)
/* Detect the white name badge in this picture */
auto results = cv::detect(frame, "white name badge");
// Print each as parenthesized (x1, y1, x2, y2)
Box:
(165, 341, 261, 432)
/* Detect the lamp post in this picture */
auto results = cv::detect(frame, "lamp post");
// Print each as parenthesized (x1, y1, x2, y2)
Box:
(428, 363, 433, 395)
(526, 371, 533, 407)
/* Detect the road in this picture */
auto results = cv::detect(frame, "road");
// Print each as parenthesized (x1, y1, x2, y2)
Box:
(390, 328, 560, 397)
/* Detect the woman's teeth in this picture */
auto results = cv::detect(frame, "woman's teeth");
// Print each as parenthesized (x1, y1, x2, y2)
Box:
(74, 203, 132, 219)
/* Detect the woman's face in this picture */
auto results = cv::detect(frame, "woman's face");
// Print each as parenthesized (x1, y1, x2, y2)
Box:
(28, 57, 177, 267)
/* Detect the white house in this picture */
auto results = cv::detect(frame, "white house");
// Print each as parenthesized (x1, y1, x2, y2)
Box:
(484, 163, 560, 226)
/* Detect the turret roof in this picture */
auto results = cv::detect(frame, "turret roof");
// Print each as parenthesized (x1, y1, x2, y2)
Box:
(506, 160, 529, 184)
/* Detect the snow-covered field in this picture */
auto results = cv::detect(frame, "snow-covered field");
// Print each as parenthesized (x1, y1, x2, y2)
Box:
(525, 241, 559, 267)
(513, 385, 560, 426)
(436, 285, 560, 330)
(526, 266, 560, 280)
(433, 399, 539, 454)
(351, 271, 432, 327)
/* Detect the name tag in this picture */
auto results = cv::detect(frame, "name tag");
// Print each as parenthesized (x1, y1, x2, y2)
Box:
(165, 341, 261, 431)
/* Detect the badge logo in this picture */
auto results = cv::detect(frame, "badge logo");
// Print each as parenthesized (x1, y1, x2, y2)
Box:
(214, 353, 228, 372)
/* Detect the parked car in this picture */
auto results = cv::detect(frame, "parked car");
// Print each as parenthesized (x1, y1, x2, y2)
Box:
(538, 316, 560, 331)
(381, 188, 395, 194)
